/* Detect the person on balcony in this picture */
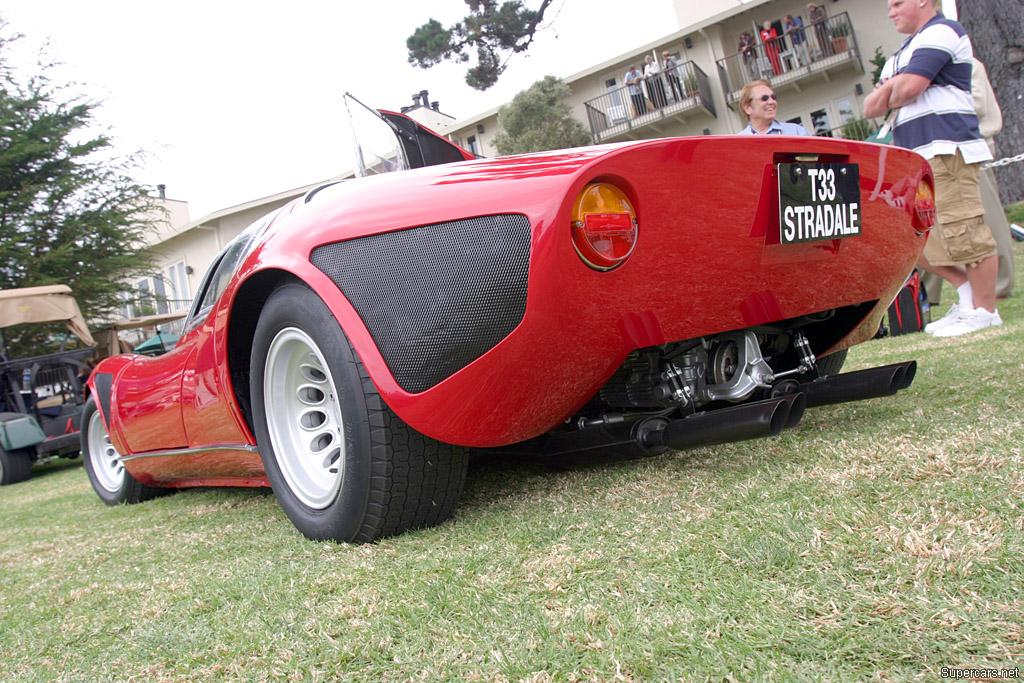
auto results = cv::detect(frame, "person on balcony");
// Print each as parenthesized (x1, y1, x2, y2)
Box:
(644, 55, 668, 108)
(663, 52, 684, 102)
(738, 32, 758, 82)
(784, 14, 810, 66)
(760, 21, 783, 75)
(807, 3, 832, 57)
(737, 81, 810, 135)
(624, 65, 647, 117)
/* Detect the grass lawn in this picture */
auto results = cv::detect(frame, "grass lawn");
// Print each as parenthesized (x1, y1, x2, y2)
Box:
(2, 242, 1021, 682)
(1006, 201, 1024, 227)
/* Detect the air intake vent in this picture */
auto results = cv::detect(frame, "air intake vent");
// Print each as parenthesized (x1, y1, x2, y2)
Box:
(311, 214, 531, 393)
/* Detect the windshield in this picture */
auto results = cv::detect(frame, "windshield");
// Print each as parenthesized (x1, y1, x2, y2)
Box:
(345, 93, 408, 177)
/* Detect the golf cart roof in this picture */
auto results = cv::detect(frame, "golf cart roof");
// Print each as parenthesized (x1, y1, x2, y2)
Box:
(103, 311, 186, 331)
(93, 311, 187, 360)
(0, 285, 96, 347)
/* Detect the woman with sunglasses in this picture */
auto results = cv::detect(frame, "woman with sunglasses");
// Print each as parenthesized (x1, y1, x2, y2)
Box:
(737, 80, 811, 135)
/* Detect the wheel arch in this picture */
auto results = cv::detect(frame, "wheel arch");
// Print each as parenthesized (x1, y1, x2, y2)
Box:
(226, 269, 298, 436)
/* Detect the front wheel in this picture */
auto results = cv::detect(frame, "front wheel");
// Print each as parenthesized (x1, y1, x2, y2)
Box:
(250, 282, 468, 543)
(82, 397, 164, 505)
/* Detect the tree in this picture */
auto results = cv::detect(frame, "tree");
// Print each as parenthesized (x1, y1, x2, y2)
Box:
(1, 24, 158, 351)
(958, 0, 1024, 204)
(407, 0, 553, 90)
(491, 76, 591, 155)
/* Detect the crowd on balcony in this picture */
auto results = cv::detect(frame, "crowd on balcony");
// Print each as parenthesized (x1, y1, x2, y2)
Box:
(623, 52, 696, 117)
(737, 4, 848, 83)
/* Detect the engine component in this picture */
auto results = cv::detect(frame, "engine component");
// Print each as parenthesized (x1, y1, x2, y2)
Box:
(703, 331, 774, 402)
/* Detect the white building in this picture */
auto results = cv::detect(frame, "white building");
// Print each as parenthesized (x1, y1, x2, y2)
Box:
(445, 0, 906, 155)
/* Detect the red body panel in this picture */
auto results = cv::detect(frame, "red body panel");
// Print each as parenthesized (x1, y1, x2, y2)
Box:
(88, 136, 930, 486)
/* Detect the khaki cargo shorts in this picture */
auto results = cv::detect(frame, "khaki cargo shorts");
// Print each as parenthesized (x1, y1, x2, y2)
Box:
(922, 150, 998, 268)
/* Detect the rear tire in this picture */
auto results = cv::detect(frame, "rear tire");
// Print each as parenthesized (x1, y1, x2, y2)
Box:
(0, 445, 32, 485)
(82, 397, 165, 505)
(250, 282, 468, 543)
(817, 348, 848, 377)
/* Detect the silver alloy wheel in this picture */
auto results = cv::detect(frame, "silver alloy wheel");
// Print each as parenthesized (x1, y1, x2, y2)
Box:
(263, 326, 345, 509)
(87, 409, 125, 493)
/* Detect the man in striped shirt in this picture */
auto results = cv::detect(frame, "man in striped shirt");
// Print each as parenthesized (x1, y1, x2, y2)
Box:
(864, 0, 1001, 337)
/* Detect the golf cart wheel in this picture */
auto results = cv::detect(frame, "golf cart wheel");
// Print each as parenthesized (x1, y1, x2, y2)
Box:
(0, 445, 32, 485)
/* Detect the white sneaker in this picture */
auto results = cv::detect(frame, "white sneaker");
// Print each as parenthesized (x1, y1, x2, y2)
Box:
(932, 308, 1003, 337)
(924, 303, 964, 335)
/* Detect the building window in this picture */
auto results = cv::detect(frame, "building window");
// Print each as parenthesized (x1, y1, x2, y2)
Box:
(605, 78, 623, 108)
(605, 77, 629, 124)
(810, 108, 832, 136)
(467, 135, 480, 156)
(122, 274, 171, 318)
(836, 97, 856, 124)
(166, 261, 190, 308)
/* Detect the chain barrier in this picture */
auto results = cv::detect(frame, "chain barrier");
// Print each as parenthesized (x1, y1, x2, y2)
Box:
(981, 152, 1024, 170)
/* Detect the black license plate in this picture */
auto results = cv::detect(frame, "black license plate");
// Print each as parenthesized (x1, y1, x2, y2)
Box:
(778, 163, 861, 244)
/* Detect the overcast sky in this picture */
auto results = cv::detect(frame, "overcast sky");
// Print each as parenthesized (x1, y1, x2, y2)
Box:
(4, 1, 679, 219)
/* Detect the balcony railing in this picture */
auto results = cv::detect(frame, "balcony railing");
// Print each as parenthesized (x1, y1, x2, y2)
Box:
(584, 61, 716, 143)
(716, 11, 862, 106)
(814, 118, 882, 140)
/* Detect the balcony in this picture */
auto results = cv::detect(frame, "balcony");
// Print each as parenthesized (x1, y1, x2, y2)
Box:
(716, 11, 863, 107)
(584, 61, 716, 143)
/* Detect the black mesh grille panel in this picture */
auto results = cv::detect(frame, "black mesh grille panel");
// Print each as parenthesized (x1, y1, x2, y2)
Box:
(311, 214, 531, 393)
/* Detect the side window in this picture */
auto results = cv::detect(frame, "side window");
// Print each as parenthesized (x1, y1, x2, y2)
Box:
(182, 213, 276, 333)
(182, 252, 228, 334)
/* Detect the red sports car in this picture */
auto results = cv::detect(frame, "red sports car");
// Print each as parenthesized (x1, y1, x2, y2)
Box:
(83, 106, 935, 543)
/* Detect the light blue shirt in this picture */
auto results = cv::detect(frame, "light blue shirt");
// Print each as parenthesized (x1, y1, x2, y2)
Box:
(738, 119, 811, 135)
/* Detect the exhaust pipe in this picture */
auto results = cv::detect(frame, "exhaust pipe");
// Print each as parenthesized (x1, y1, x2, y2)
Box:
(778, 391, 807, 429)
(798, 360, 917, 408)
(503, 395, 803, 459)
(641, 395, 798, 452)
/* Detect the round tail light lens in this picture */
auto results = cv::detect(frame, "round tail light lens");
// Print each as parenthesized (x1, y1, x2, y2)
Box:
(571, 183, 638, 271)
(912, 180, 936, 235)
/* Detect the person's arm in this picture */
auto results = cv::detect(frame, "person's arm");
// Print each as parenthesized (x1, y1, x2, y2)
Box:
(863, 72, 930, 117)
(863, 79, 893, 118)
(885, 73, 930, 107)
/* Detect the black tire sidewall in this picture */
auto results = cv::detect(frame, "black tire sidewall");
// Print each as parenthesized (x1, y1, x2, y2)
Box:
(0, 444, 32, 485)
(81, 396, 130, 504)
(250, 283, 373, 542)
(817, 348, 848, 377)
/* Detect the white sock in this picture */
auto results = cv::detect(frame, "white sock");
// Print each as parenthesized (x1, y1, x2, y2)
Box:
(956, 282, 974, 310)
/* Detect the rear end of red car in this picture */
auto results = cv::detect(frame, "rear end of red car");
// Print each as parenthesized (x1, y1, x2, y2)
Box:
(293, 136, 931, 449)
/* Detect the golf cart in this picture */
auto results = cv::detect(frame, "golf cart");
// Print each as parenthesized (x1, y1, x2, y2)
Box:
(0, 285, 95, 485)
(92, 311, 186, 362)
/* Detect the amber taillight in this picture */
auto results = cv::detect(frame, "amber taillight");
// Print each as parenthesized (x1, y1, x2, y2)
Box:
(570, 183, 638, 271)
(912, 180, 936, 235)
